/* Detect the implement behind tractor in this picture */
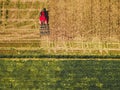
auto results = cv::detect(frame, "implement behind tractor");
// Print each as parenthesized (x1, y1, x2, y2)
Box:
(40, 23, 50, 35)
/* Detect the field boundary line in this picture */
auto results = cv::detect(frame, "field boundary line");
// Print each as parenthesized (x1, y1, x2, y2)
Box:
(0, 55, 120, 59)
(1, 58, 120, 61)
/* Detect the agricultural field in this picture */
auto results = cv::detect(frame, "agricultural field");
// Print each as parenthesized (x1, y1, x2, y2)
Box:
(0, 0, 120, 89)
(0, 60, 120, 90)
(0, 0, 120, 56)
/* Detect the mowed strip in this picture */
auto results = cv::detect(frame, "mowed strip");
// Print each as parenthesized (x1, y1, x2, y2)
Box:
(0, 41, 120, 55)
(0, 29, 40, 40)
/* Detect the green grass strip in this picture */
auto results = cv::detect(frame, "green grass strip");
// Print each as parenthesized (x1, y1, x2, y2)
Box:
(0, 60, 120, 89)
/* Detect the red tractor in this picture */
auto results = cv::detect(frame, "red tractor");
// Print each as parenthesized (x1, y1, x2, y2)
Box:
(39, 8, 49, 34)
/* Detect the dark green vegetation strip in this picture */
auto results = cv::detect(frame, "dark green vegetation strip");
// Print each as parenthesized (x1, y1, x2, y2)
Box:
(0, 60, 120, 90)
(0, 54, 120, 59)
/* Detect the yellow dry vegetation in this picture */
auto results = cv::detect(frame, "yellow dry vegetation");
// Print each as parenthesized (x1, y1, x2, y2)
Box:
(48, 0, 120, 42)
(0, 0, 120, 55)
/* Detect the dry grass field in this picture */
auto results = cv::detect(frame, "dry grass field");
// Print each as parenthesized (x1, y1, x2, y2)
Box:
(0, 0, 120, 55)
